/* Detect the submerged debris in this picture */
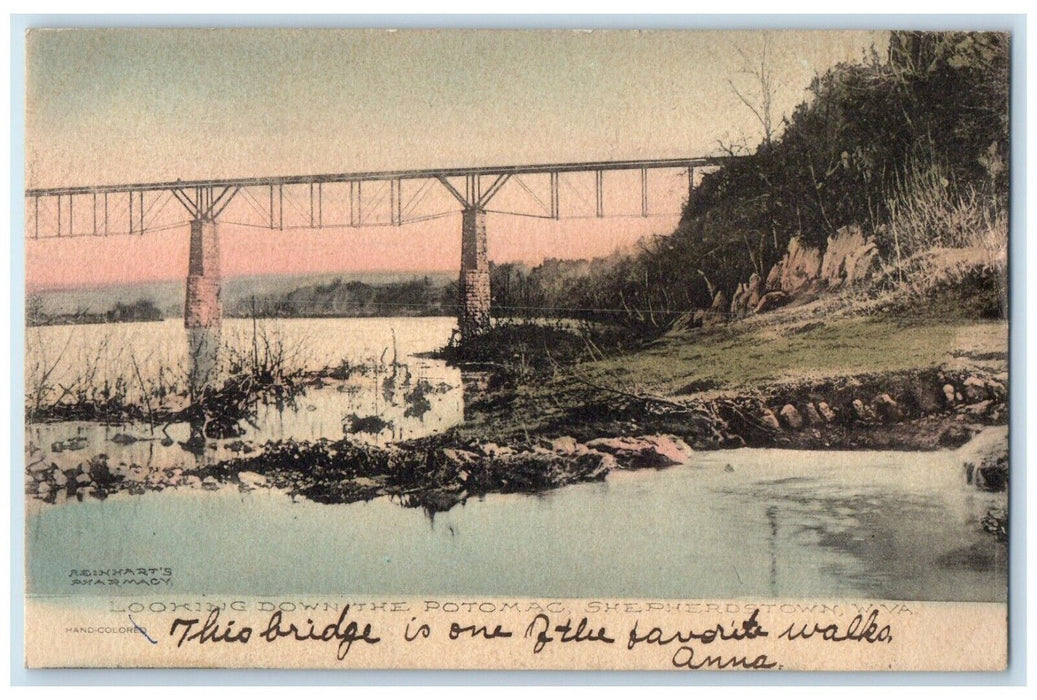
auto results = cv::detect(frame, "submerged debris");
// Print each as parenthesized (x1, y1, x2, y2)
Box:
(343, 413, 394, 435)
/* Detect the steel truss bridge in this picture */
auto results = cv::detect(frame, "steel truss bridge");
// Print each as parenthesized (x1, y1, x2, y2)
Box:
(24, 156, 733, 335)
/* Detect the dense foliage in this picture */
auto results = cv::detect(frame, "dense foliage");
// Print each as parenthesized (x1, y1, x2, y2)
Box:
(27, 296, 164, 326)
(229, 276, 455, 318)
(491, 31, 1010, 332)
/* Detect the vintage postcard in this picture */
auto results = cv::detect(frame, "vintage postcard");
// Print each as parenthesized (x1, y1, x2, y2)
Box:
(22, 27, 1010, 671)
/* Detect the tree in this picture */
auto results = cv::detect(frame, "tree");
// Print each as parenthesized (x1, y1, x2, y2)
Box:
(728, 33, 778, 147)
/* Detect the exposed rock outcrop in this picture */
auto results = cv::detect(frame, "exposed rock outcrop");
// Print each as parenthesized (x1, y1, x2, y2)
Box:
(584, 435, 693, 469)
(713, 224, 882, 324)
(730, 273, 765, 319)
(702, 289, 729, 327)
(779, 237, 823, 294)
(819, 224, 880, 289)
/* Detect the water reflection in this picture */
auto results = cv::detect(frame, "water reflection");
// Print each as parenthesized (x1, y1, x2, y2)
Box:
(26, 452, 1008, 601)
(27, 318, 464, 475)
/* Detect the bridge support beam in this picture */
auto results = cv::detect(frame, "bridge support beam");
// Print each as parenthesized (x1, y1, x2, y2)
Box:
(185, 218, 222, 329)
(459, 207, 491, 338)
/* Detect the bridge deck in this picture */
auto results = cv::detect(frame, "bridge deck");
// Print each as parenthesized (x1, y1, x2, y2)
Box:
(25, 156, 730, 197)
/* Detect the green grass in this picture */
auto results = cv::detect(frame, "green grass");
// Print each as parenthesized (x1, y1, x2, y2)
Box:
(456, 293, 1008, 443)
(567, 308, 1007, 399)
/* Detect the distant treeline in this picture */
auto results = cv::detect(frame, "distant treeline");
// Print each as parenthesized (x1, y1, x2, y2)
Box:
(27, 298, 164, 327)
(228, 276, 456, 318)
(488, 31, 1010, 334)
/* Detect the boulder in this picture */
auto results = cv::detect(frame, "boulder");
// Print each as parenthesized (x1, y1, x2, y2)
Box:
(478, 442, 503, 457)
(961, 431, 1008, 491)
(963, 401, 993, 416)
(443, 448, 480, 466)
(745, 273, 763, 310)
(28, 460, 52, 476)
(985, 378, 1007, 401)
(238, 471, 268, 488)
(478, 442, 516, 458)
(759, 409, 781, 431)
(962, 377, 989, 403)
(50, 437, 88, 453)
(575, 448, 619, 471)
(938, 424, 973, 448)
(851, 399, 876, 423)
(720, 433, 745, 449)
(584, 435, 693, 469)
(779, 237, 822, 294)
(908, 379, 944, 415)
(942, 384, 957, 406)
(802, 402, 824, 426)
(976, 463, 1008, 491)
(64, 436, 88, 452)
(872, 393, 902, 422)
(982, 507, 1007, 541)
(779, 404, 804, 430)
(754, 291, 789, 314)
(817, 401, 837, 423)
(540, 436, 579, 453)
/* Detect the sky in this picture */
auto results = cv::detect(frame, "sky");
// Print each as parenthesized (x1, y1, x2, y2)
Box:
(24, 28, 887, 289)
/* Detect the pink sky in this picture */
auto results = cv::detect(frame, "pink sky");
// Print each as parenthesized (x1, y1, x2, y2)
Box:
(25, 211, 682, 290)
(25, 164, 696, 289)
(24, 29, 887, 289)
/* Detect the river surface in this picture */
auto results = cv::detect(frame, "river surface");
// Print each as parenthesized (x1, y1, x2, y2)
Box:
(26, 317, 464, 468)
(24, 317, 1006, 602)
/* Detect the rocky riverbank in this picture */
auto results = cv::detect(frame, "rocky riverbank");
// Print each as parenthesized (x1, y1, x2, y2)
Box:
(25, 363, 1009, 521)
(24, 286, 1010, 537)
(25, 429, 693, 512)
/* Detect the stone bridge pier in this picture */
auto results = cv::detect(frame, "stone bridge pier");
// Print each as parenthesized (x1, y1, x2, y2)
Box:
(185, 217, 222, 329)
(184, 217, 221, 398)
(459, 207, 491, 337)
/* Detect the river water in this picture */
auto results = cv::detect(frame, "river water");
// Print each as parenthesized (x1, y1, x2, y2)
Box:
(24, 318, 1006, 601)
(26, 317, 464, 467)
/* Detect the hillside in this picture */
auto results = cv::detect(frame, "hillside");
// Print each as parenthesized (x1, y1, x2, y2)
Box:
(486, 31, 1009, 335)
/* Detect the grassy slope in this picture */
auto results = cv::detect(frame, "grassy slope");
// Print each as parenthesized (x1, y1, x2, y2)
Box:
(460, 293, 1008, 442)
(594, 310, 1007, 399)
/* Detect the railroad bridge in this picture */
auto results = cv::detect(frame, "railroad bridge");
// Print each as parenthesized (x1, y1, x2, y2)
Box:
(26, 157, 730, 337)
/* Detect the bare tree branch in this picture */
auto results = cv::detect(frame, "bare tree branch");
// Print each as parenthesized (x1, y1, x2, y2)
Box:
(729, 34, 777, 146)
